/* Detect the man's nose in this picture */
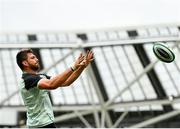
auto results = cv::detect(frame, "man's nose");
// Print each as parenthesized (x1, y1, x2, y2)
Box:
(36, 58, 39, 62)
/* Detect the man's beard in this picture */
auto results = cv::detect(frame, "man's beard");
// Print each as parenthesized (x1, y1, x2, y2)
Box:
(29, 63, 40, 71)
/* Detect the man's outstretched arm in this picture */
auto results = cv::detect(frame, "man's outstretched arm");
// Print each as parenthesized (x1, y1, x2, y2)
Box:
(38, 53, 85, 89)
(38, 51, 93, 89)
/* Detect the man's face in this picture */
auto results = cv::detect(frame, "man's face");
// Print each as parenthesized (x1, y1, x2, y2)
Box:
(25, 53, 40, 71)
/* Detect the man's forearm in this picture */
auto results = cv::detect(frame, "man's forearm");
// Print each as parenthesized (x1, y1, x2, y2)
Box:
(61, 66, 86, 86)
(48, 68, 74, 88)
(38, 51, 94, 90)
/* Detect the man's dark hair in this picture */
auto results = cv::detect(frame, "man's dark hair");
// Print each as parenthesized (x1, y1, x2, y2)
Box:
(16, 49, 33, 70)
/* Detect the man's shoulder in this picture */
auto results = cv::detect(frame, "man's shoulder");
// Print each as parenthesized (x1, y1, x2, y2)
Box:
(21, 73, 51, 90)
(22, 72, 40, 78)
(22, 73, 50, 79)
(22, 73, 42, 90)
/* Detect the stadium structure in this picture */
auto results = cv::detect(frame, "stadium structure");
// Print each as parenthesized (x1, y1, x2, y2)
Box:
(0, 24, 180, 128)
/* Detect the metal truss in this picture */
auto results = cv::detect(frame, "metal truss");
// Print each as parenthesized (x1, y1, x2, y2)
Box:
(1, 42, 180, 127)
(2, 97, 180, 127)
(0, 36, 179, 49)
(0, 24, 180, 127)
(130, 110, 180, 128)
(1, 41, 180, 128)
(1, 41, 180, 127)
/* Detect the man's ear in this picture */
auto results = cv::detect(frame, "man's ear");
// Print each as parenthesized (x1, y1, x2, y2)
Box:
(22, 60, 28, 67)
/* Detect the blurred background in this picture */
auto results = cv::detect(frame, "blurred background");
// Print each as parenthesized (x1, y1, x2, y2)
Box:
(0, 0, 180, 128)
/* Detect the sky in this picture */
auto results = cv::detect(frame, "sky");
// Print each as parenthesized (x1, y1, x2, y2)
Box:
(0, 0, 180, 32)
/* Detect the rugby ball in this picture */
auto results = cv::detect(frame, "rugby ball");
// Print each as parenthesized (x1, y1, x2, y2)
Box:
(153, 42, 175, 63)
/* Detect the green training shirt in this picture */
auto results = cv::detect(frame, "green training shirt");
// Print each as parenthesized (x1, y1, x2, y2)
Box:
(19, 73, 54, 128)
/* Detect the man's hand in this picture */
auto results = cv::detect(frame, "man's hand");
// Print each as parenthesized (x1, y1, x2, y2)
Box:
(71, 53, 85, 71)
(81, 50, 94, 67)
(71, 50, 94, 71)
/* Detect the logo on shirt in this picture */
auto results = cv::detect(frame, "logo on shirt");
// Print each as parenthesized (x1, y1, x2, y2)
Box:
(39, 74, 47, 79)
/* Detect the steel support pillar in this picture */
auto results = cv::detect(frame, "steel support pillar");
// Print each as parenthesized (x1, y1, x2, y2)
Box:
(133, 44, 173, 111)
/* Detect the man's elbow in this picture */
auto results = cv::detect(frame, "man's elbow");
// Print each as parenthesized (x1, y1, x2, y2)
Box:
(61, 82, 72, 87)
(47, 82, 60, 89)
(38, 81, 58, 90)
(48, 85, 58, 90)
